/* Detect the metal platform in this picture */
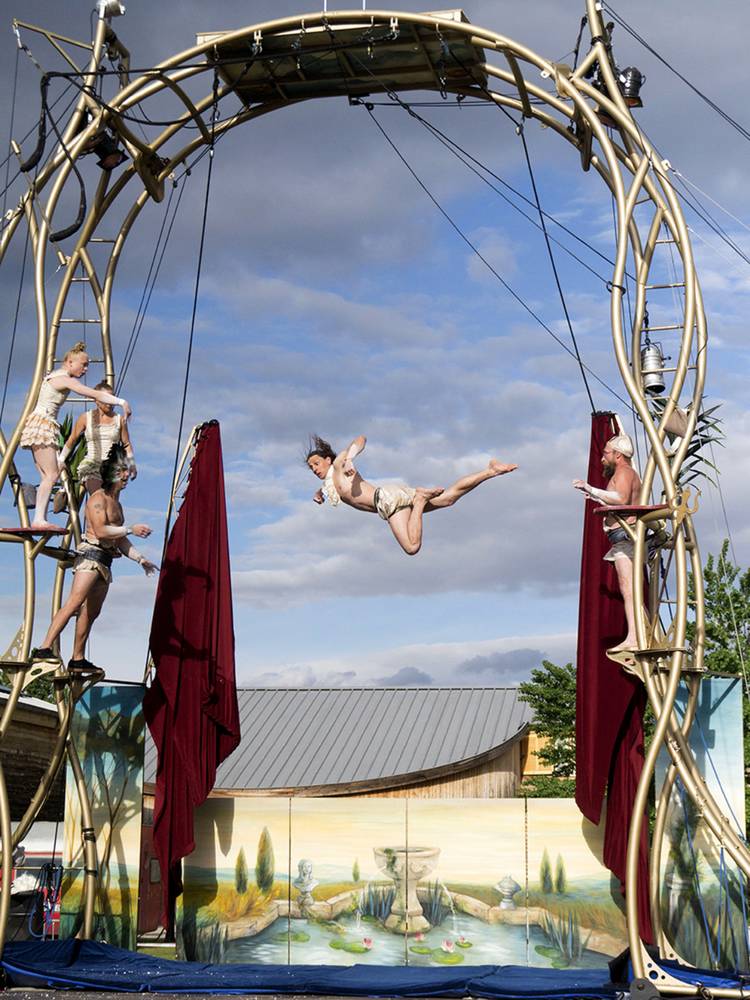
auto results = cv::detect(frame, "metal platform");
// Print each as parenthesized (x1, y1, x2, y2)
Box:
(196, 10, 488, 104)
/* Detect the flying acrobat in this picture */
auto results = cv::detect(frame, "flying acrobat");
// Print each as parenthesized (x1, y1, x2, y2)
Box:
(306, 434, 517, 555)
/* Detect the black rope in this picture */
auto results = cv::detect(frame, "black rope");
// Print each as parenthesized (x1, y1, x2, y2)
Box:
(117, 178, 187, 391)
(163, 74, 219, 554)
(571, 16, 588, 72)
(0, 205, 31, 426)
(345, 39, 629, 409)
(393, 108, 619, 285)
(1, 42, 21, 232)
(517, 124, 596, 412)
(605, 3, 750, 144)
(0, 84, 77, 207)
(365, 106, 632, 411)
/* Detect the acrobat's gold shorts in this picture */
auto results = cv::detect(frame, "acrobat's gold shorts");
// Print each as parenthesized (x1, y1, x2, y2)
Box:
(373, 485, 417, 521)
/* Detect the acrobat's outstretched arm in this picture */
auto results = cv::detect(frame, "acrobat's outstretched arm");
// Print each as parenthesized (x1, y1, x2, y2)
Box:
(338, 435, 366, 478)
(86, 494, 152, 540)
(573, 479, 624, 504)
(117, 536, 157, 575)
(50, 374, 132, 420)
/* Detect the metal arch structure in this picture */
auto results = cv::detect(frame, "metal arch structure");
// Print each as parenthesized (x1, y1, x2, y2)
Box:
(0, 2, 744, 989)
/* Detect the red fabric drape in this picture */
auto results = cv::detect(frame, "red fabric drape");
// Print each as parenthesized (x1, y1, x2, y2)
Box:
(143, 421, 241, 931)
(574, 412, 653, 944)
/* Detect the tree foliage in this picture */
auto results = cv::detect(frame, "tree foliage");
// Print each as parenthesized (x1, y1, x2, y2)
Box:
(687, 540, 750, 832)
(539, 849, 553, 893)
(352, 858, 360, 883)
(518, 660, 576, 797)
(235, 847, 248, 894)
(554, 854, 567, 895)
(255, 827, 275, 894)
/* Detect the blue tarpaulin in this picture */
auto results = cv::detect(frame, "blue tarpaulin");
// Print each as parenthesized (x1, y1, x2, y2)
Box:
(1, 940, 744, 997)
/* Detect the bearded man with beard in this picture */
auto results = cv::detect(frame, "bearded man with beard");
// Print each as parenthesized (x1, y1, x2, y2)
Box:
(573, 433, 641, 652)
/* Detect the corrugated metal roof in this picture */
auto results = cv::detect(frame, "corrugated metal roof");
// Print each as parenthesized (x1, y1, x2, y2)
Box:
(144, 687, 532, 791)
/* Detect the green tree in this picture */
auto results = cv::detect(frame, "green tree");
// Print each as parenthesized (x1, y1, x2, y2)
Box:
(235, 847, 248, 894)
(352, 858, 360, 883)
(255, 827, 275, 894)
(687, 540, 750, 832)
(540, 849, 553, 893)
(554, 854, 567, 895)
(0, 667, 55, 703)
(518, 660, 576, 797)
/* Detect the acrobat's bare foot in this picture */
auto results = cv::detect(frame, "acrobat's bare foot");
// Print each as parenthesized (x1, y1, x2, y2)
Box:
(30, 520, 59, 531)
(415, 487, 444, 502)
(608, 638, 637, 653)
(489, 459, 518, 476)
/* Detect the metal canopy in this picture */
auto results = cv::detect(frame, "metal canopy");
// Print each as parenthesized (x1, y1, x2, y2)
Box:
(196, 9, 487, 103)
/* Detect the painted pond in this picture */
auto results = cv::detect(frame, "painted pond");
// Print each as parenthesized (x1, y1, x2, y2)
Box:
(223, 912, 607, 969)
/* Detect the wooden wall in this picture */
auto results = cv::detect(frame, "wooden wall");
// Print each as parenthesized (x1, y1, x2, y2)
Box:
(0, 700, 64, 821)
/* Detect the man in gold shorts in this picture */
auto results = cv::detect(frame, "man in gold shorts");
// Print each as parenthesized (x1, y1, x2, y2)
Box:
(30, 447, 156, 671)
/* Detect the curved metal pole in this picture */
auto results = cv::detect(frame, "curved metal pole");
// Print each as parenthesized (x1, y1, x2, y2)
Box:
(0, 7, 738, 984)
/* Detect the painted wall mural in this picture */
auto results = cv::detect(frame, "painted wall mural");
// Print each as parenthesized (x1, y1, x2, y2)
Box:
(656, 676, 747, 970)
(178, 796, 627, 968)
(62, 683, 145, 950)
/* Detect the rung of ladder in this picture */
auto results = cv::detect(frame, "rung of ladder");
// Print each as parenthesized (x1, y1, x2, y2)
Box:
(58, 318, 100, 324)
(53, 360, 104, 366)
(655, 238, 677, 245)
(53, 359, 104, 365)
(71, 276, 91, 282)
(645, 282, 685, 290)
(644, 323, 682, 332)
(89, 237, 115, 243)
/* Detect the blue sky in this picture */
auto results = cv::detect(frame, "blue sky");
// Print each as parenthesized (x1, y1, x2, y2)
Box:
(0, 0, 748, 686)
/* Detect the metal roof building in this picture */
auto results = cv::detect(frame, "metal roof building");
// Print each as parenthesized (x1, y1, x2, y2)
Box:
(144, 686, 533, 799)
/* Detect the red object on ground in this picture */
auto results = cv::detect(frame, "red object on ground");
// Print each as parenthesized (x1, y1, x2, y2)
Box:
(574, 412, 653, 943)
(143, 421, 241, 933)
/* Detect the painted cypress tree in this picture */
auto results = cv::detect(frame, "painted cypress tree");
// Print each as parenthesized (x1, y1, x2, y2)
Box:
(555, 854, 567, 894)
(352, 858, 360, 883)
(255, 827, 275, 894)
(235, 847, 248, 894)
(540, 849, 553, 893)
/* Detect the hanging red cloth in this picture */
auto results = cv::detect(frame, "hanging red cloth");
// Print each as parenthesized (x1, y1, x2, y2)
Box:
(575, 412, 653, 943)
(143, 421, 241, 932)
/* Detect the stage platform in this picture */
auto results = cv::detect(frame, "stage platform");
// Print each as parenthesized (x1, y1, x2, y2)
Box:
(2, 940, 747, 998)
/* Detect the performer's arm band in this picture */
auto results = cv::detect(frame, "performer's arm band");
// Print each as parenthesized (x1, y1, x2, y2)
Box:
(586, 485, 624, 504)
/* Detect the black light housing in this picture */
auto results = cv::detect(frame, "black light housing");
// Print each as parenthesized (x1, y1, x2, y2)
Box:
(619, 66, 645, 108)
(90, 132, 128, 170)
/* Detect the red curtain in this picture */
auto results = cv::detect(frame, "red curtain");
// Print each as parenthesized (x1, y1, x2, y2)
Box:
(143, 421, 241, 932)
(575, 412, 653, 943)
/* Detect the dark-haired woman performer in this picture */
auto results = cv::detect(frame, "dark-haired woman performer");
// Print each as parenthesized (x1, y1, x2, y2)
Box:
(30, 447, 156, 670)
(306, 434, 517, 556)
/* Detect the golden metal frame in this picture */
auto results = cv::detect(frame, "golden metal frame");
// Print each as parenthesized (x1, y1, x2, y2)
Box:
(0, 5, 742, 989)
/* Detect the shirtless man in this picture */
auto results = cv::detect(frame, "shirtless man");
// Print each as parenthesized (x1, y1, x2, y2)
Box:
(307, 434, 517, 556)
(573, 433, 641, 652)
(30, 447, 156, 671)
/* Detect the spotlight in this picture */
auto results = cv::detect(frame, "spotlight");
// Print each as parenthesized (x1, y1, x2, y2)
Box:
(641, 341, 666, 396)
(97, 0, 126, 17)
(619, 66, 645, 108)
(91, 132, 128, 171)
